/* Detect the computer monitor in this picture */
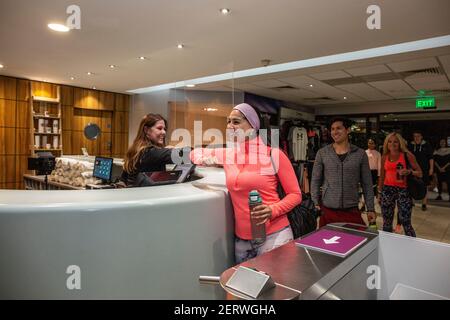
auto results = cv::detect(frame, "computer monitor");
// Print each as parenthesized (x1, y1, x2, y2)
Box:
(173, 164, 196, 183)
(136, 170, 182, 187)
(93, 156, 113, 182)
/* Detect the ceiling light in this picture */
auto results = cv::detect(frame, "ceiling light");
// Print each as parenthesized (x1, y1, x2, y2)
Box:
(0, 64, 4, 69)
(220, 8, 230, 14)
(139, 56, 146, 60)
(87, 72, 92, 75)
(48, 23, 70, 32)
(309, 84, 313, 87)
(92, 86, 96, 90)
(177, 44, 184, 49)
(343, 97, 347, 100)
(109, 65, 116, 69)
(70, 76, 75, 80)
(186, 84, 195, 88)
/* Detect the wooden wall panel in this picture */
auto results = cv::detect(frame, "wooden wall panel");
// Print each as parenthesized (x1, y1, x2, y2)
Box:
(16, 101, 30, 128)
(99, 132, 112, 156)
(0, 76, 17, 100)
(112, 133, 128, 156)
(113, 111, 129, 133)
(61, 85, 74, 106)
(0, 128, 16, 154)
(0, 155, 16, 183)
(98, 91, 114, 110)
(62, 130, 72, 155)
(101, 111, 113, 133)
(31, 81, 58, 98)
(73, 109, 102, 131)
(15, 128, 30, 155)
(74, 88, 99, 109)
(61, 105, 73, 131)
(115, 94, 130, 111)
(0, 99, 16, 127)
(15, 155, 31, 183)
(17, 79, 30, 101)
(72, 131, 99, 156)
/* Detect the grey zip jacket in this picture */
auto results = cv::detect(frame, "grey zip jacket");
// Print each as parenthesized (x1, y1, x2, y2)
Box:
(311, 144, 375, 211)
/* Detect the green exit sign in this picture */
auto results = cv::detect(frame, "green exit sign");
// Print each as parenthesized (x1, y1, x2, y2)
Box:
(416, 97, 436, 109)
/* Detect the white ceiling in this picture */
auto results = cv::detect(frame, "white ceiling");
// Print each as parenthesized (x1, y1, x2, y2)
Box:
(0, 0, 449, 109)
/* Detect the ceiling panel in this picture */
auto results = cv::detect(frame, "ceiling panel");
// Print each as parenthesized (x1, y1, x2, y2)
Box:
(407, 81, 450, 91)
(387, 57, 439, 72)
(438, 54, 450, 75)
(310, 70, 351, 80)
(335, 83, 392, 101)
(345, 65, 391, 76)
(368, 79, 417, 98)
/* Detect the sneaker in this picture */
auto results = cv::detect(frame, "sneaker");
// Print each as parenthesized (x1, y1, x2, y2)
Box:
(394, 224, 402, 234)
(435, 195, 442, 200)
(422, 204, 427, 211)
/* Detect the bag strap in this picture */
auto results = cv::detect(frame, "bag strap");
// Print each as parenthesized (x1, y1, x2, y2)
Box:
(404, 152, 411, 170)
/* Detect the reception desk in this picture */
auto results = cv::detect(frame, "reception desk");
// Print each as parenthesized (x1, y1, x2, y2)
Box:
(0, 167, 235, 299)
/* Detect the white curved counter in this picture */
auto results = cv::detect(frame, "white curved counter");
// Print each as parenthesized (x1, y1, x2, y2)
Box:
(0, 167, 235, 299)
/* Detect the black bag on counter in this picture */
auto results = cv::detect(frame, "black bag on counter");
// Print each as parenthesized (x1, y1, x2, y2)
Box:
(404, 152, 427, 200)
(270, 150, 318, 239)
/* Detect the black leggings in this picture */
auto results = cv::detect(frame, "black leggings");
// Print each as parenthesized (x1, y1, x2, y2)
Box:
(437, 172, 450, 195)
(381, 185, 415, 237)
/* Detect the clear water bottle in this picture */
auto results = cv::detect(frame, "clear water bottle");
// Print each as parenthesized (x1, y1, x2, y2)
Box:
(249, 190, 266, 244)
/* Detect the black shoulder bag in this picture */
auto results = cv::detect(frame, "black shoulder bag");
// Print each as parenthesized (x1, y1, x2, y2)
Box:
(270, 149, 318, 239)
(404, 152, 427, 200)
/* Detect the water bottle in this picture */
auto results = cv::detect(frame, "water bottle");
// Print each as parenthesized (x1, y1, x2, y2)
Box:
(249, 190, 266, 244)
(396, 163, 404, 182)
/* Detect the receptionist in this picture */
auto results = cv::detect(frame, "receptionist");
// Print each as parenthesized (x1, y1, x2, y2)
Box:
(120, 113, 187, 186)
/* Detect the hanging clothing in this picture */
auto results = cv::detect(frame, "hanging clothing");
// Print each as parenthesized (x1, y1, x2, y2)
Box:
(288, 127, 308, 161)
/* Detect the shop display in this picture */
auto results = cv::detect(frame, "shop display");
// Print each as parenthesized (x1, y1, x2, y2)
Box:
(48, 157, 102, 187)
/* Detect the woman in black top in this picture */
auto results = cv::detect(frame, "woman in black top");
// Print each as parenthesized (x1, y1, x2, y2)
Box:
(121, 113, 184, 186)
(433, 138, 450, 201)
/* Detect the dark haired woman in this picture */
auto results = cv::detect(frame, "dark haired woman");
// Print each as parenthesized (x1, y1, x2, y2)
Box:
(121, 113, 185, 186)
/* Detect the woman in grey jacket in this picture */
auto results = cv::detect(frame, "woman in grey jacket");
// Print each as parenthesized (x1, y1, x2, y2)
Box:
(311, 117, 376, 227)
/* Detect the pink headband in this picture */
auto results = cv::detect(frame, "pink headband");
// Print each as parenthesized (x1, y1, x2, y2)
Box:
(233, 103, 260, 130)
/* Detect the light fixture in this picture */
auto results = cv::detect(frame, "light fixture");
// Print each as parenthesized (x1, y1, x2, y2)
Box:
(203, 107, 218, 112)
(70, 76, 75, 80)
(220, 8, 231, 14)
(48, 23, 70, 32)
(186, 84, 195, 88)
(177, 44, 184, 49)
(309, 84, 313, 87)
(0, 64, 4, 69)
(343, 97, 347, 100)
(87, 72, 92, 75)
(139, 56, 146, 60)
(92, 86, 96, 90)
(109, 64, 116, 69)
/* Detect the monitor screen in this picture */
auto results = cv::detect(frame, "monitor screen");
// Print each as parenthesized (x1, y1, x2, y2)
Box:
(144, 170, 182, 184)
(93, 157, 113, 181)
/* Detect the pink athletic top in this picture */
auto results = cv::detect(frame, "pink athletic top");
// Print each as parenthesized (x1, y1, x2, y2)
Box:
(384, 153, 407, 188)
(190, 136, 302, 240)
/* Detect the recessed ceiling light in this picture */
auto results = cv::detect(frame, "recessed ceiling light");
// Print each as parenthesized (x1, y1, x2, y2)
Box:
(343, 96, 347, 100)
(139, 56, 146, 60)
(92, 86, 96, 90)
(177, 44, 184, 49)
(109, 65, 116, 69)
(87, 72, 92, 75)
(220, 8, 231, 14)
(0, 64, 4, 69)
(309, 84, 313, 87)
(70, 76, 75, 80)
(186, 84, 195, 88)
(48, 23, 70, 32)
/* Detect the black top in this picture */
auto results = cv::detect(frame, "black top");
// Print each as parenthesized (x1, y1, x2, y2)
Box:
(409, 141, 433, 171)
(338, 152, 348, 162)
(121, 146, 187, 186)
(433, 150, 450, 173)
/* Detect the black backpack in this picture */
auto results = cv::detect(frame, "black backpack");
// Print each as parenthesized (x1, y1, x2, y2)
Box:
(270, 150, 318, 239)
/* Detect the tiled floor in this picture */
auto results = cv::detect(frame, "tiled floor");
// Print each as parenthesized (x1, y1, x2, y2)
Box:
(364, 192, 450, 244)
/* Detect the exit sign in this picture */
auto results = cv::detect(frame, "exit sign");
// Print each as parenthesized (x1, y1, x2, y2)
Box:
(416, 97, 436, 109)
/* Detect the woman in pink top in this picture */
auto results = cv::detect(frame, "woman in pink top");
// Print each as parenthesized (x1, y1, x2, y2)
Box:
(378, 133, 422, 237)
(190, 103, 302, 263)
